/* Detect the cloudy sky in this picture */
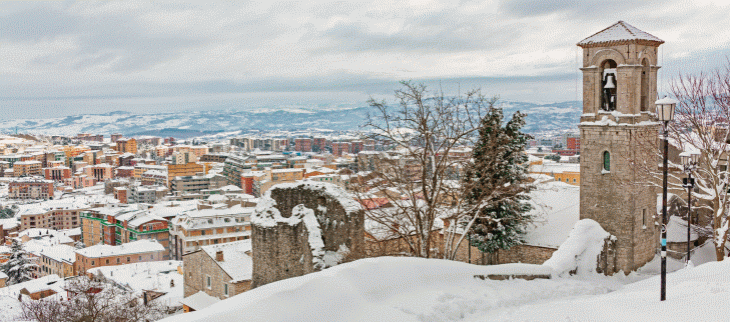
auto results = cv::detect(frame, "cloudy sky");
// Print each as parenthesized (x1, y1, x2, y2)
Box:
(1, 0, 728, 120)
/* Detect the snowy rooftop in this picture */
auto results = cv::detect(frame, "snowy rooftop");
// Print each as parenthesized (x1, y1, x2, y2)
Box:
(528, 160, 579, 174)
(200, 240, 253, 283)
(179, 291, 220, 311)
(38, 244, 77, 264)
(15, 197, 93, 216)
(578, 21, 663, 47)
(666, 215, 698, 243)
(87, 260, 183, 307)
(523, 181, 580, 248)
(173, 205, 253, 230)
(75, 239, 165, 258)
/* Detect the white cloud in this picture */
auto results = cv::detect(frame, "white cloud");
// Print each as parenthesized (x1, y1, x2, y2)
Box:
(0, 0, 726, 117)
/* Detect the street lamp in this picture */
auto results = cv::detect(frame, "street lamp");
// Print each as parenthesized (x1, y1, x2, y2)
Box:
(656, 96, 677, 302)
(680, 151, 700, 264)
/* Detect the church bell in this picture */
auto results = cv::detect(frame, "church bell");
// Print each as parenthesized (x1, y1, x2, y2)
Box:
(604, 74, 616, 89)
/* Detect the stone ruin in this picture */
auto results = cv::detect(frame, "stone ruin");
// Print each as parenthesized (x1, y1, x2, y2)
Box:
(250, 181, 364, 288)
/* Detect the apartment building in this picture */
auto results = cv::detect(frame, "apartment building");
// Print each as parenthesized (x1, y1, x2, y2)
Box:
(141, 170, 168, 186)
(222, 154, 252, 187)
(331, 142, 350, 156)
(294, 138, 313, 152)
(44, 166, 72, 182)
(83, 164, 114, 181)
(199, 153, 229, 163)
(168, 205, 253, 261)
(17, 198, 89, 231)
(8, 179, 54, 200)
(115, 138, 138, 154)
(133, 164, 167, 179)
(170, 173, 227, 194)
(13, 160, 42, 177)
(80, 204, 138, 246)
(75, 239, 165, 274)
(167, 163, 208, 185)
(37, 244, 76, 278)
(129, 184, 168, 204)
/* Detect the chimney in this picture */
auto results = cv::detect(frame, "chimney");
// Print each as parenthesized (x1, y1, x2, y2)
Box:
(216, 250, 224, 262)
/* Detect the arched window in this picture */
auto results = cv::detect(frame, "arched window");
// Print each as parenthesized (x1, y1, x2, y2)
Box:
(603, 151, 610, 171)
(640, 58, 650, 111)
(600, 60, 617, 111)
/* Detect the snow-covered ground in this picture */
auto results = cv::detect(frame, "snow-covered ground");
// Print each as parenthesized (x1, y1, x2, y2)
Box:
(161, 255, 730, 322)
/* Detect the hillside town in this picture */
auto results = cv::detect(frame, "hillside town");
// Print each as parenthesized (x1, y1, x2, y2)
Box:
(0, 113, 585, 314)
(1, 0, 729, 320)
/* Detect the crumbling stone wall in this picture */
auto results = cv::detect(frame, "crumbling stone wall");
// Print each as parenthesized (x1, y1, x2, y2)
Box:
(251, 182, 364, 288)
(596, 236, 618, 275)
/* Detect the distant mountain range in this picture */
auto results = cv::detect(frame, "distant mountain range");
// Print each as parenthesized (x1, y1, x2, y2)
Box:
(0, 101, 580, 139)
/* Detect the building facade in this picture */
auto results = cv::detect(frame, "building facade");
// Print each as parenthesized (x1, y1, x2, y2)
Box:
(182, 240, 252, 299)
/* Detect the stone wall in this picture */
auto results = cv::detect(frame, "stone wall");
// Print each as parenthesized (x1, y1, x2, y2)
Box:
(496, 245, 557, 265)
(580, 123, 660, 273)
(447, 232, 556, 265)
(251, 182, 364, 288)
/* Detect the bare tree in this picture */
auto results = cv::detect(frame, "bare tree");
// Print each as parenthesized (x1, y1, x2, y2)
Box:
(667, 62, 730, 261)
(632, 61, 730, 261)
(20, 275, 166, 322)
(360, 81, 496, 258)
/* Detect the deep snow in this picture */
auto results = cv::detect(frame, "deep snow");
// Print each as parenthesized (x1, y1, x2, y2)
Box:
(159, 255, 728, 322)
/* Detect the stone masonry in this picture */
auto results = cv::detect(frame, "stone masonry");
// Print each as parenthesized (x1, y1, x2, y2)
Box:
(182, 248, 251, 299)
(578, 21, 663, 273)
(251, 182, 364, 288)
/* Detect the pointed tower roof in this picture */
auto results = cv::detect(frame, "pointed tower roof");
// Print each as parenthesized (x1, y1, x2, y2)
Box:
(577, 21, 664, 48)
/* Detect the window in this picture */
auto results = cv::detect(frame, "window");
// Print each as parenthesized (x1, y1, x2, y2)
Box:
(105, 259, 109, 264)
(117, 258, 120, 263)
(573, 179, 576, 183)
(603, 151, 610, 172)
(642, 209, 647, 228)
(91, 260, 95, 265)
(139, 255, 142, 260)
(224, 283, 229, 297)
(127, 257, 131, 262)
(206, 275, 212, 289)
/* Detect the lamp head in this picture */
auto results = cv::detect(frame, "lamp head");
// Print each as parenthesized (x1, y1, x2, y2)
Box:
(655, 97, 678, 122)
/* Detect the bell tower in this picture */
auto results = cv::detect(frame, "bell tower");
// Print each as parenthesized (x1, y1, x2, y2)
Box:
(578, 21, 664, 273)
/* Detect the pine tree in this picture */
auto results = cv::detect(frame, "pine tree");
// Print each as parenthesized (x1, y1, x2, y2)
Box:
(1, 239, 38, 285)
(462, 107, 534, 260)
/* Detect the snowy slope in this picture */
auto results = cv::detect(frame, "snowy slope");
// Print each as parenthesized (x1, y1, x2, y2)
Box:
(159, 256, 730, 322)
(0, 101, 581, 138)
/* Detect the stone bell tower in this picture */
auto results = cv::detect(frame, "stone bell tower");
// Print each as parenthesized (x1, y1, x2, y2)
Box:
(578, 21, 663, 273)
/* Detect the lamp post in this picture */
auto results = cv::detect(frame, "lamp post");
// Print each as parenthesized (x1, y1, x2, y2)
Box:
(680, 151, 700, 264)
(656, 96, 677, 302)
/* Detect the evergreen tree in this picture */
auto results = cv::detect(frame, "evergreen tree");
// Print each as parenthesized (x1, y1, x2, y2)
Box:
(462, 107, 534, 260)
(1, 239, 38, 285)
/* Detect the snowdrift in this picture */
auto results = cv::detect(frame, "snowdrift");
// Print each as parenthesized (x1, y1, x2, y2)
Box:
(163, 255, 730, 322)
(543, 219, 612, 275)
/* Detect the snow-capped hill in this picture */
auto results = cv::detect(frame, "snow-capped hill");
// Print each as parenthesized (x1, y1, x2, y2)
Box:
(0, 101, 581, 138)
